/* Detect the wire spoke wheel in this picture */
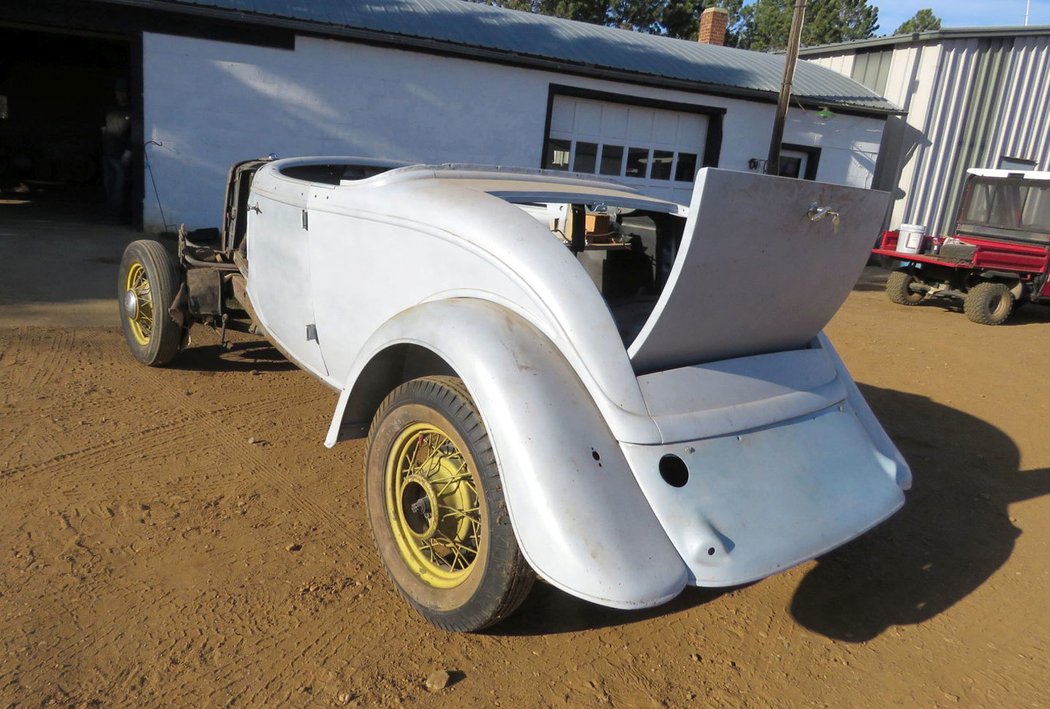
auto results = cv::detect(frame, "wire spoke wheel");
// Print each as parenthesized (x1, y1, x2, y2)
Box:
(365, 376, 534, 632)
(386, 424, 482, 587)
(124, 262, 155, 344)
(118, 240, 182, 366)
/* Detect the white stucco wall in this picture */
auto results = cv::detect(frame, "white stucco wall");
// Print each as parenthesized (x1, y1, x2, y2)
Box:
(142, 33, 885, 230)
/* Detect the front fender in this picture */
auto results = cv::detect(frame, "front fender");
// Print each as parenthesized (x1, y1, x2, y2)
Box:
(326, 299, 688, 609)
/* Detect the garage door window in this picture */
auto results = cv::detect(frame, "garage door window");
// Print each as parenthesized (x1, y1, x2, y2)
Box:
(544, 93, 717, 202)
(543, 138, 703, 184)
(573, 142, 598, 173)
(651, 150, 673, 180)
(546, 139, 571, 170)
(675, 153, 697, 182)
(599, 145, 624, 176)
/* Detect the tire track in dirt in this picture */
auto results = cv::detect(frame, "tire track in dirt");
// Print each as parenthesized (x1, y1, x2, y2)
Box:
(126, 358, 364, 544)
(1, 413, 212, 482)
(2, 327, 77, 391)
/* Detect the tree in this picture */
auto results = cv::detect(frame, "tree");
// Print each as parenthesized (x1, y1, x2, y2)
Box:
(471, 0, 749, 46)
(895, 8, 941, 34)
(743, 0, 878, 51)
(471, 0, 878, 51)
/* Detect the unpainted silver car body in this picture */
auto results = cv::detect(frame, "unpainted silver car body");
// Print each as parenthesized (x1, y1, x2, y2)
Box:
(239, 158, 909, 611)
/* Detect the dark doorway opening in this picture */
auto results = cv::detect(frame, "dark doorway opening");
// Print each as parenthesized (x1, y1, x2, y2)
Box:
(0, 26, 133, 222)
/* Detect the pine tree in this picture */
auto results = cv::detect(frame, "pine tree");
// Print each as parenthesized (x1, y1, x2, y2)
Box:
(895, 8, 941, 35)
(469, 0, 878, 51)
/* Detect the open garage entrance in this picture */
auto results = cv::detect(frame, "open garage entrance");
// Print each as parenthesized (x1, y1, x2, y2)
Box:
(0, 26, 136, 223)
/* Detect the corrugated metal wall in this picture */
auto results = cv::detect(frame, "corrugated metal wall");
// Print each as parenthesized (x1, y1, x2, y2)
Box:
(897, 35, 1050, 233)
(808, 33, 1050, 236)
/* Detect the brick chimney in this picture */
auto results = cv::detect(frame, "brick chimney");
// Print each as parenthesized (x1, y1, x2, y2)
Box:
(698, 7, 728, 46)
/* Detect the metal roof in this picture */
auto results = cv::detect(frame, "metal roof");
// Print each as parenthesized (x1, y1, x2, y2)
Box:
(108, 0, 899, 114)
(801, 24, 1050, 55)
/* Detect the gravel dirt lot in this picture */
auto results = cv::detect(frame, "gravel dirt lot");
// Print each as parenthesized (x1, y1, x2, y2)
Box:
(2, 207, 1050, 706)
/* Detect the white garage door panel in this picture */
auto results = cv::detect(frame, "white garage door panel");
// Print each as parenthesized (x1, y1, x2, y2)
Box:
(547, 95, 710, 205)
(550, 99, 575, 133)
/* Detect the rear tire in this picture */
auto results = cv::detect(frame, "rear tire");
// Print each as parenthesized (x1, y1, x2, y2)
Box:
(964, 282, 1014, 325)
(118, 240, 182, 366)
(365, 376, 534, 632)
(885, 269, 924, 306)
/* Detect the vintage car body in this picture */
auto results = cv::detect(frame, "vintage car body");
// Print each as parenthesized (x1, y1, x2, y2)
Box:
(119, 157, 908, 630)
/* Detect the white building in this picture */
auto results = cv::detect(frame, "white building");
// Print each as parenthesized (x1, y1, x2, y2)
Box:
(803, 27, 1050, 234)
(2, 1, 898, 231)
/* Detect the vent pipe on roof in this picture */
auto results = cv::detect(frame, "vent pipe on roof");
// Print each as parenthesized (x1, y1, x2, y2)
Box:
(698, 7, 728, 46)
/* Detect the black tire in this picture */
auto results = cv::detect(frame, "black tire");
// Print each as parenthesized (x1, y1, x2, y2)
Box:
(118, 239, 182, 366)
(365, 376, 534, 632)
(964, 282, 1014, 325)
(885, 269, 924, 306)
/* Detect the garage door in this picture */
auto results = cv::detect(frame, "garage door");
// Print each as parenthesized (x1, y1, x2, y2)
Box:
(544, 95, 710, 204)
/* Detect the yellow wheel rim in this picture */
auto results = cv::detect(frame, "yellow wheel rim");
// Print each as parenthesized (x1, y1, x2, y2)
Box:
(385, 422, 481, 589)
(124, 262, 153, 346)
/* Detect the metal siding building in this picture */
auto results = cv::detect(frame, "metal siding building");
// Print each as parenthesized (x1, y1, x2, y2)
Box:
(803, 28, 1050, 236)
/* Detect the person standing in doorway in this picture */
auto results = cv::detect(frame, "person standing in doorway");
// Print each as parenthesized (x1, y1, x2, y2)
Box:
(101, 78, 131, 221)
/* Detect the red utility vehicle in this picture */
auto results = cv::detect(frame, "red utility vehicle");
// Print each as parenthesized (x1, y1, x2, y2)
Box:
(874, 169, 1050, 325)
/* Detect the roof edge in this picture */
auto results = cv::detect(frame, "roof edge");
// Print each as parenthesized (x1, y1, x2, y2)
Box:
(801, 24, 1050, 55)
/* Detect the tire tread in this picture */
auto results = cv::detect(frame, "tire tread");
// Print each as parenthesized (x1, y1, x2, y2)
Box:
(118, 239, 182, 366)
(365, 375, 535, 632)
(964, 282, 1013, 326)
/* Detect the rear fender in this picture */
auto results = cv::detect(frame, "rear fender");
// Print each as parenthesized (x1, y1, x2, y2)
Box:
(819, 333, 912, 490)
(325, 298, 688, 608)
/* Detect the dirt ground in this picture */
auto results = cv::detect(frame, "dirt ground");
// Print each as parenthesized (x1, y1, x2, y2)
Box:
(3, 213, 1050, 705)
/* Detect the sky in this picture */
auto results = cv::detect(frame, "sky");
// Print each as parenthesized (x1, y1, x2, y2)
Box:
(875, 0, 1050, 35)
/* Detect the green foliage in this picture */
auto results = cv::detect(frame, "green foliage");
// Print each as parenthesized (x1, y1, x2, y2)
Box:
(469, 0, 878, 51)
(470, 0, 748, 46)
(743, 0, 878, 51)
(895, 8, 941, 34)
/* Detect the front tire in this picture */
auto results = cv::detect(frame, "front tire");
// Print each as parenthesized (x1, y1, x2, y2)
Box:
(365, 376, 534, 632)
(885, 269, 924, 305)
(964, 282, 1014, 325)
(118, 240, 182, 366)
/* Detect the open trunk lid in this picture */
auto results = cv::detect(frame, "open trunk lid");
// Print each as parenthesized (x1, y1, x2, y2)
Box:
(628, 168, 890, 373)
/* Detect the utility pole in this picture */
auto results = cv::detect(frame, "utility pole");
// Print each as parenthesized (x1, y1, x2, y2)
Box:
(766, 0, 807, 175)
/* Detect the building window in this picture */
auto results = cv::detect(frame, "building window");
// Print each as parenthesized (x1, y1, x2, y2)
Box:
(779, 155, 804, 178)
(999, 156, 1037, 171)
(650, 150, 674, 180)
(546, 139, 571, 170)
(625, 147, 650, 178)
(675, 153, 697, 182)
(573, 142, 598, 173)
(780, 143, 821, 180)
(599, 145, 624, 175)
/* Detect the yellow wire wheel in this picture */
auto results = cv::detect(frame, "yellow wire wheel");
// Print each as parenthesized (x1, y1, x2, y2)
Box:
(365, 376, 535, 632)
(385, 422, 482, 588)
(124, 261, 153, 346)
(117, 240, 183, 366)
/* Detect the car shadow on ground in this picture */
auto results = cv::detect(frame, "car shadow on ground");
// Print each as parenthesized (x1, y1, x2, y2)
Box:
(168, 335, 298, 373)
(490, 583, 736, 637)
(790, 384, 1050, 642)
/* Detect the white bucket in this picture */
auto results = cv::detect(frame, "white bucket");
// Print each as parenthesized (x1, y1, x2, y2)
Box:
(897, 224, 926, 254)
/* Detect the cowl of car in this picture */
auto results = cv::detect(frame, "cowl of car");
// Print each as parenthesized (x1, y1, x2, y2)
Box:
(118, 157, 908, 631)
